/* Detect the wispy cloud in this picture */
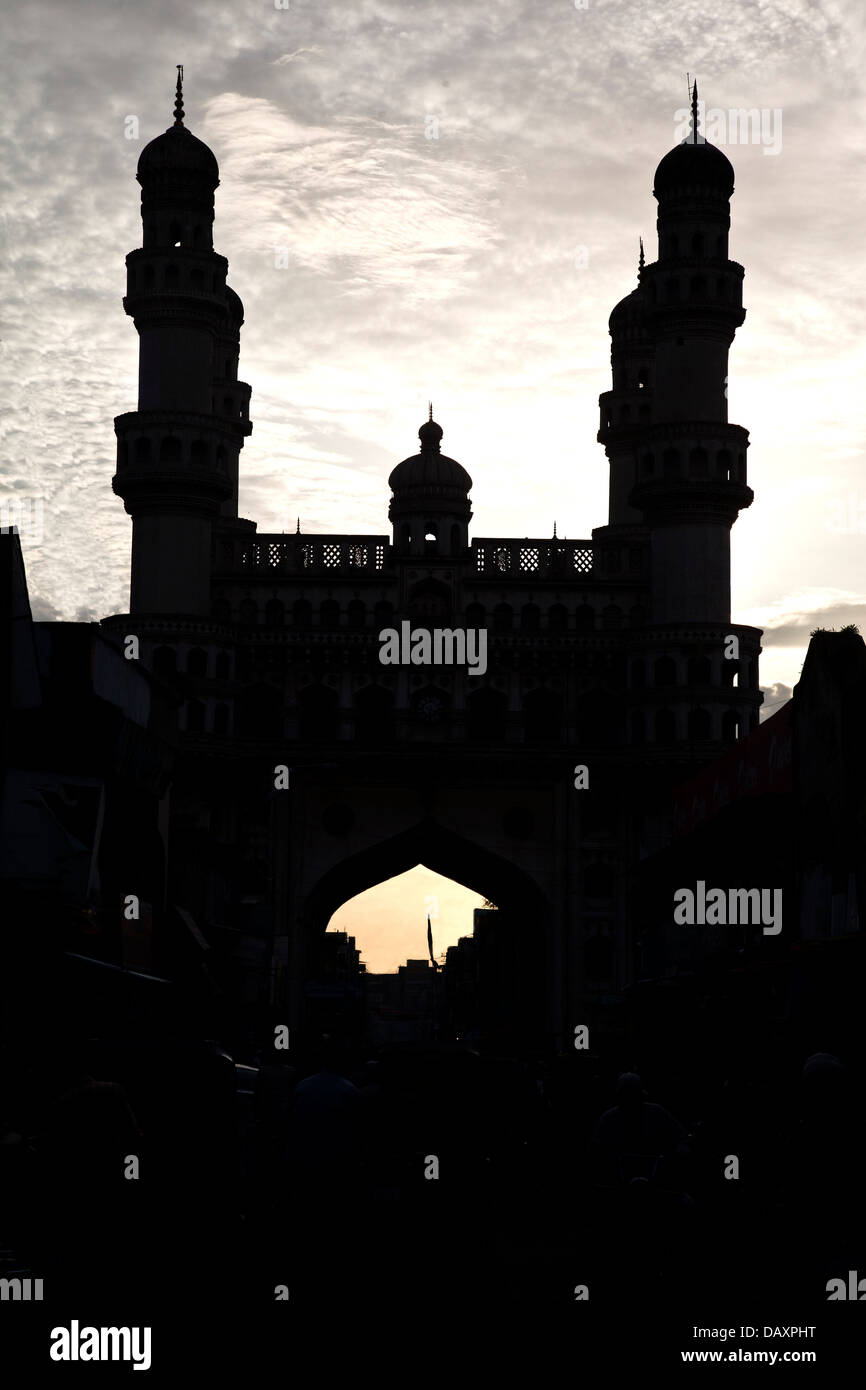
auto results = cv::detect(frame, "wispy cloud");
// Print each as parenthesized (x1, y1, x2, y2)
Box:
(1, 0, 864, 695)
(272, 49, 323, 67)
(744, 590, 866, 648)
(760, 682, 793, 720)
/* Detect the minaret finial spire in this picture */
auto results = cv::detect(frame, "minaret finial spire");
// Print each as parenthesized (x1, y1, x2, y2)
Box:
(296, 516, 300, 534)
(174, 64, 185, 127)
(638, 236, 645, 274)
(691, 77, 699, 144)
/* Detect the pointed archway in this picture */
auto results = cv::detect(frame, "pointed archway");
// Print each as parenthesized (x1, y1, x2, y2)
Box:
(303, 819, 551, 1053)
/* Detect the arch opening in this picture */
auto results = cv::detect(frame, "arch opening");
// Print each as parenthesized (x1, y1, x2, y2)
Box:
(303, 821, 551, 1053)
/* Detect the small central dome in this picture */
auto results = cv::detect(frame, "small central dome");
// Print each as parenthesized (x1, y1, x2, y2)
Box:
(418, 415, 444, 451)
(389, 413, 472, 495)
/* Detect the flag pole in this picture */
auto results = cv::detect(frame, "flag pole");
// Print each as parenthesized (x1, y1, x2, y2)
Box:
(427, 913, 439, 1043)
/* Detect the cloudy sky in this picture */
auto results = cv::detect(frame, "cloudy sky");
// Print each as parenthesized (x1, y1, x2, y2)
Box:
(3, 0, 866, 700)
(2, 0, 865, 959)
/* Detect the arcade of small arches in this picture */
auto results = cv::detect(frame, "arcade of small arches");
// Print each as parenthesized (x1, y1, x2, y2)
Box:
(658, 231, 727, 259)
(398, 521, 464, 556)
(207, 594, 648, 633)
(141, 217, 212, 250)
(128, 253, 222, 291)
(594, 417, 747, 484)
(116, 412, 249, 474)
(148, 640, 755, 747)
(117, 434, 233, 472)
(629, 705, 753, 745)
(641, 269, 743, 307)
(629, 652, 758, 690)
(636, 446, 746, 483)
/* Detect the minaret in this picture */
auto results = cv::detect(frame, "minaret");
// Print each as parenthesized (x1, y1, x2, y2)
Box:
(628, 81, 752, 624)
(597, 239, 654, 525)
(112, 68, 252, 615)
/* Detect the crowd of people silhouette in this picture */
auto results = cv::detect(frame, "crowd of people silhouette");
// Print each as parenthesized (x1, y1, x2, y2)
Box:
(1, 1020, 861, 1350)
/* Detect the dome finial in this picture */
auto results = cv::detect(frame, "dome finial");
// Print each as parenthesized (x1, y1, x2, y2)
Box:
(418, 406, 443, 453)
(174, 64, 185, 127)
(638, 236, 645, 275)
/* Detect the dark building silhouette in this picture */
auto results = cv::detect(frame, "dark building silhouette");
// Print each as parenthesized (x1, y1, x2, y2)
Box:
(630, 629, 866, 1077)
(96, 76, 765, 1051)
(304, 929, 365, 1037)
(0, 529, 183, 1035)
(3, 75, 866, 1362)
(365, 958, 436, 1047)
(442, 934, 479, 1042)
(440, 907, 522, 1048)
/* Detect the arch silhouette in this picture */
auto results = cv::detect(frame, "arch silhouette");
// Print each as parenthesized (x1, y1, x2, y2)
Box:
(306, 819, 546, 934)
(303, 818, 550, 1048)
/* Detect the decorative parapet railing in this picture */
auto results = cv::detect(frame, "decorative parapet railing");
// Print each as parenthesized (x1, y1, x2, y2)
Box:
(217, 534, 391, 575)
(214, 534, 596, 578)
(471, 538, 593, 577)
